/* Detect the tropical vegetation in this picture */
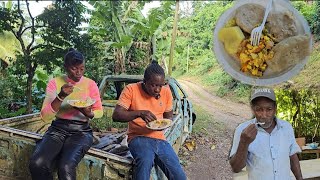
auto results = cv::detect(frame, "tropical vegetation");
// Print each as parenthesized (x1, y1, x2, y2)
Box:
(0, 1, 320, 141)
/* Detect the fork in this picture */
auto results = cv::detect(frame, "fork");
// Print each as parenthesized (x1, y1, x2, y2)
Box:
(73, 86, 83, 91)
(250, 0, 273, 46)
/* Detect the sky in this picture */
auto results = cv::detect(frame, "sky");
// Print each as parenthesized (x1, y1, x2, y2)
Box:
(18, 1, 192, 32)
(141, 1, 161, 17)
(28, 1, 161, 17)
(26, 1, 163, 31)
(28, 1, 94, 17)
(28, 1, 192, 18)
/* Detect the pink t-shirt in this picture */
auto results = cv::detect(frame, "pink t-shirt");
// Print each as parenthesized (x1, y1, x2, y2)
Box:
(40, 75, 103, 122)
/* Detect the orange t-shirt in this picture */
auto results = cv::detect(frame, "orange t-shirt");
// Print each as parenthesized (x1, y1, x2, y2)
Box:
(117, 82, 173, 142)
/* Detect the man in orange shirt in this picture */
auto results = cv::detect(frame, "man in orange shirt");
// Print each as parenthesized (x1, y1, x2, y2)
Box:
(112, 61, 186, 180)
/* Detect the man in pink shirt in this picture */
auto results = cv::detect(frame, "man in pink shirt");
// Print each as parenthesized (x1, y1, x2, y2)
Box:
(29, 48, 103, 180)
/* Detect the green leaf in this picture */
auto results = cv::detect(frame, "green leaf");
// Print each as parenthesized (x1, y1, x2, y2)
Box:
(120, 35, 132, 44)
(36, 81, 47, 91)
(36, 70, 48, 81)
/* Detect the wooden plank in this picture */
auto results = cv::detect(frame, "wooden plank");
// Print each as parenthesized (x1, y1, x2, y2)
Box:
(301, 149, 320, 159)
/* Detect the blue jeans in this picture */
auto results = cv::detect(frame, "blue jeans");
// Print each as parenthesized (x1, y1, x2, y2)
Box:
(128, 136, 187, 180)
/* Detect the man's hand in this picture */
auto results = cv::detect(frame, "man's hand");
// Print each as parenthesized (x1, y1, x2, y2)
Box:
(229, 123, 257, 173)
(58, 82, 74, 98)
(76, 105, 94, 119)
(139, 110, 157, 123)
(240, 124, 258, 145)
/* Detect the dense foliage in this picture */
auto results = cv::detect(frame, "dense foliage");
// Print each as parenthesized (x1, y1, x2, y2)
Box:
(277, 89, 320, 142)
(0, 0, 103, 115)
(0, 1, 107, 114)
(0, 1, 320, 138)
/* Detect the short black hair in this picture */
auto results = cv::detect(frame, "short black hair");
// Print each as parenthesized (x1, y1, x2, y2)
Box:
(64, 48, 84, 68)
(144, 60, 165, 81)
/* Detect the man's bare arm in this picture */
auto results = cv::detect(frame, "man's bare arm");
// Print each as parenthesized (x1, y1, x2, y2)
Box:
(112, 105, 157, 123)
(290, 153, 303, 180)
(230, 124, 257, 173)
(229, 142, 249, 173)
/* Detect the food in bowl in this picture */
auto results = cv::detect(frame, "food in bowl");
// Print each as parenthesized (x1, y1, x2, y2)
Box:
(218, 26, 245, 55)
(218, 5, 311, 77)
(234, 3, 265, 34)
(67, 98, 96, 108)
(236, 30, 275, 77)
(73, 100, 86, 107)
(214, 0, 312, 85)
(266, 11, 298, 42)
(266, 34, 310, 74)
(146, 119, 172, 130)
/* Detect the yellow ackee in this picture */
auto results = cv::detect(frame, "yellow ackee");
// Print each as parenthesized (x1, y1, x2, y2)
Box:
(237, 32, 275, 77)
(74, 100, 87, 107)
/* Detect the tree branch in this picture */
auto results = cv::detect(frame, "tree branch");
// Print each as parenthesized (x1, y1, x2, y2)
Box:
(17, 0, 25, 36)
(25, 0, 35, 52)
(30, 43, 64, 52)
(17, 0, 26, 52)
(21, 25, 47, 35)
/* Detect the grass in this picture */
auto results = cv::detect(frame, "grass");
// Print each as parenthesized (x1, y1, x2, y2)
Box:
(287, 48, 320, 90)
(192, 104, 226, 137)
(177, 73, 251, 104)
(90, 108, 127, 131)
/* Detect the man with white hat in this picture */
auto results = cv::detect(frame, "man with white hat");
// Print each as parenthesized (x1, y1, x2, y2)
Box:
(229, 87, 303, 180)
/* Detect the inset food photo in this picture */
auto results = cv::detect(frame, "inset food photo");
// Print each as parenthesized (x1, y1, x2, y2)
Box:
(213, 0, 312, 86)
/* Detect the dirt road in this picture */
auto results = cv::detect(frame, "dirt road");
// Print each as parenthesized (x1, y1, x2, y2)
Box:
(178, 80, 252, 180)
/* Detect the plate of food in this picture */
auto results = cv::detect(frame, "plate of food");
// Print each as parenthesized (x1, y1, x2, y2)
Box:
(67, 98, 96, 108)
(146, 119, 172, 130)
(213, 0, 312, 86)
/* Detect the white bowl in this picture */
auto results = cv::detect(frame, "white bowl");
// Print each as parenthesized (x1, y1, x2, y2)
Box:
(213, 0, 312, 86)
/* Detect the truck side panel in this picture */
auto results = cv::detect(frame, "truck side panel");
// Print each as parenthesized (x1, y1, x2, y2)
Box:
(0, 119, 132, 180)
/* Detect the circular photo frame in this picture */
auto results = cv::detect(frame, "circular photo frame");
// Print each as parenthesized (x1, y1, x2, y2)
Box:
(213, 0, 312, 86)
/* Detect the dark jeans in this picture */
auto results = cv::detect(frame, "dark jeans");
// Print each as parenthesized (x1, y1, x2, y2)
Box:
(29, 119, 93, 180)
(128, 136, 187, 180)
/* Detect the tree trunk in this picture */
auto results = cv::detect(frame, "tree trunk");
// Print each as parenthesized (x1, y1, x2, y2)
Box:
(115, 48, 125, 74)
(26, 71, 33, 113)
(168, 0, 179, 76)
(26, 57, 36, 114)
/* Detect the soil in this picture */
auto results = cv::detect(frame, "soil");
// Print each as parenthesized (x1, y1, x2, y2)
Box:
(178, 79, 252, 180)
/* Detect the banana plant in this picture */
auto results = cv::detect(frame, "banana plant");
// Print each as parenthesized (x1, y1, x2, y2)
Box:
(89, 1, 135, 74)
(88, 1, 175, 74)
(0, 1, 17, 68)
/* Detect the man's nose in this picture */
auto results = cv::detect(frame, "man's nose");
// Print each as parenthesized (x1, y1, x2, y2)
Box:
(261, 110, 269, 118)
(155, 86, 161, 93)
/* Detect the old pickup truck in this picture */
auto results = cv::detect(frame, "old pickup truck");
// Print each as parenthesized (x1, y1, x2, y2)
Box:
(0, 75, 195, 180)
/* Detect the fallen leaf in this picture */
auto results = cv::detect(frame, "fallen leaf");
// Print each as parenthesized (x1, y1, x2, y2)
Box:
(211, 144, 216, 150)
(185, 140, 196, 151)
